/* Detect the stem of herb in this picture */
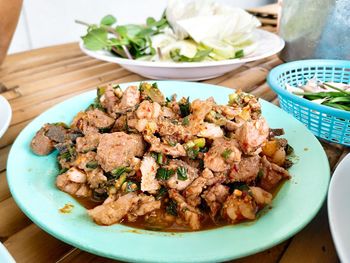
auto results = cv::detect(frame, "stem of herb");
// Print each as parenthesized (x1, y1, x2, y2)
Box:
(75, 19, 133, 60)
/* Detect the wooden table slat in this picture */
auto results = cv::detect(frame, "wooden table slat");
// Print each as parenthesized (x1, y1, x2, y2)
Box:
(0, 197, 32, 238)
(3, 224, 72, 262)
(0, 171, 11, 202)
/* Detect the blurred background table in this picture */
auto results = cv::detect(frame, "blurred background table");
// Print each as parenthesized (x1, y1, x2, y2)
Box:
(0, 8, 343, 263)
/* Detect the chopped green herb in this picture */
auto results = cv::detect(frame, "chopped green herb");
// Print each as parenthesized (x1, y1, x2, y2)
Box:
(182, 116, 189, 126)
(221, 148, 232, 160)
(157, 153, 163, 165)
(177, 166, 188, 181)
(86, 161, 98, 169)
(111, 166, 130, 178)
(151, 152, 158, 160)
(155, 186, 168, 200)
(198, 159, 205, 169)
(167, 140, 177, 147)
(179, 97, 190, 117)
(59, 145, 76, 162)
(186, 147, 199, 159)
(156, 168, 175, 180)
(60, 151, 71, 160)
(165, 199, 178, 216)
(58, 167, 68, 174)
(255, 169, 264, 184)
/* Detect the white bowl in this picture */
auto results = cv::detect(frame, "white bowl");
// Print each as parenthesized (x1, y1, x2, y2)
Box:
(0, 95, 12, 139)
(80, 29, 284, 81)
(328, 153, 350, 263)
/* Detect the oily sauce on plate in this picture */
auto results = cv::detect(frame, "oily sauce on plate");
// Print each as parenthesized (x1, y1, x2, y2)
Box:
(73, 179, 286, 232)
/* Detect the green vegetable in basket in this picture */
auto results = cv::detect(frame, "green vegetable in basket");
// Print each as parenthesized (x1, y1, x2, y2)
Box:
(291, 81, 350, 112)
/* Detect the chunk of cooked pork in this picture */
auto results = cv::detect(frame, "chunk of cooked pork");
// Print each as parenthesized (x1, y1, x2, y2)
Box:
(165, 160, 199, 191)
(96, 132, 145, 172)
(127, 194, 161, 222)
(140, 155, 160, 194)
(184, 168, 225, 207)
(204, 137, 241, 172)
(88, 192, 140, 225)
(229, 155, 260, 183)
(118, 85, 140, 110)
(168, 189, 201, 230)
(76, 133, 100, 153)
(56, 168, 90, 197)
(30, 125, 54, 155)
(202, 183, 229, 217)
(235, 118, 269, 154)
(136, 100, 161, 120)
(222, 191, 257, 223)
(259, 156, 290, 191)
(86, 109, 115, 129)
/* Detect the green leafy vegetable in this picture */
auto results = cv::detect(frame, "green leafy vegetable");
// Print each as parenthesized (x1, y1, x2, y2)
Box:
(292, 81, 350, 112)
(82, 28, 109, 51)
(156, 168, 175, 180)
(100, 15, 117, 26)
(177, 166, 188, 181)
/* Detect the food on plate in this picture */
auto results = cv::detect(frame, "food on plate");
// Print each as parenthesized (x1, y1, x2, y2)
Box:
(286, 77, 350, 111)
(30, 82, 294, 231)
(78, 0, 260, 62)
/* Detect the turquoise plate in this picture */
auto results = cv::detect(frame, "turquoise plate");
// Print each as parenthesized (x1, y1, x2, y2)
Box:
(7, 81, 330, 262)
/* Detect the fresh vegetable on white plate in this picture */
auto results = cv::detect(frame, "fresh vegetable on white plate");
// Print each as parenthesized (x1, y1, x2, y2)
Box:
(78, 0, 260, 62)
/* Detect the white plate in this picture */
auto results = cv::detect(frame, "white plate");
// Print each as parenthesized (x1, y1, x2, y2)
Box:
(328, 153, 350, 263)
(80, 29, 284, 81)
(0, 95, 12, 139)
(0, 243, 15, 263)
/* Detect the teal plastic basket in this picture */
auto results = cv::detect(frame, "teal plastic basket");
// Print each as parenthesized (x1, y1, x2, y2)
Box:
(267, 59, 350, 146)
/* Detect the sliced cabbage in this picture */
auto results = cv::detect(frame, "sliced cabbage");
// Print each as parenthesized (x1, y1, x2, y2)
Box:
(165, 0, 261, 43)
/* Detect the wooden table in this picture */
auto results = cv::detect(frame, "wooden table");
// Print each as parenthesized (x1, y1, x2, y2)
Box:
(0, 38, 343, 263)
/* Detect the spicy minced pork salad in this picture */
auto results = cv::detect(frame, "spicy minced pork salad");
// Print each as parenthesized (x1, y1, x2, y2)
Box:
(30, 82, 293, 231)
